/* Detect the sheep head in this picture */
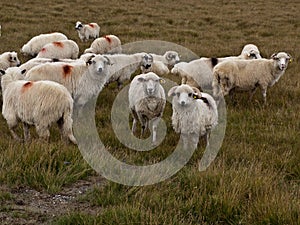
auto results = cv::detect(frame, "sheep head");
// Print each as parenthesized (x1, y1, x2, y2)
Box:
(137, 72, 164, 96)
(271, 52, 291, 71)
(168, 84, 202, 107)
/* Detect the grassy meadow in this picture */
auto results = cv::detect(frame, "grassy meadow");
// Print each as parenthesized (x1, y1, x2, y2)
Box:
(0, 0, 300, 224)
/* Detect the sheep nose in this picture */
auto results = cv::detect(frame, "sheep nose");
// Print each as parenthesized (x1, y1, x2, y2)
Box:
(97, 67, 103, 73)
(180, 101, 186, 106)
(147, 88, 154, 94)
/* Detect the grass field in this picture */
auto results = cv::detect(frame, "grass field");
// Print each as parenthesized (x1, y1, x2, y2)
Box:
(0, 0, 300, 224)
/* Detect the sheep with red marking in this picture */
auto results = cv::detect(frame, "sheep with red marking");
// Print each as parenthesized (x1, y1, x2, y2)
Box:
(0, 51, 21, 70)
(25, 55, 111, 106)
(75, 21, 100, 42)
(21, 32, 68, 57)
(36, 40, 79, 59)
(0, 67, 77, 144)
(84, 35, 122, 54)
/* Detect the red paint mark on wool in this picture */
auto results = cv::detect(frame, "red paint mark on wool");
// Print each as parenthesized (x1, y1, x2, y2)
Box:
(88, 23, 95, 28)
(21, 81, 33, 93)
(41, 48, 46, 52)
(53, 41, 64, 48)
(62, 65, 73, 78)
(104, 35, 112, 43)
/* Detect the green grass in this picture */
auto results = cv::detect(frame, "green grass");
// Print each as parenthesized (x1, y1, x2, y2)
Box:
(1, 0, 300, 224)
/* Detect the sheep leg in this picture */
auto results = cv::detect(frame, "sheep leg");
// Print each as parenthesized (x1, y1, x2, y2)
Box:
(151, 117, 160, 144)
(131, 110, 138, 134)
(261, 89, 267, 104)
(35, 124, 50, 142)
(249, 87, 258, 101)
(190, 133, 199, 149)
(23, 122, 31, 142)
(60, 115, 77, 145)
(139, 116, 148, 138)
(7, 117, 22, 141)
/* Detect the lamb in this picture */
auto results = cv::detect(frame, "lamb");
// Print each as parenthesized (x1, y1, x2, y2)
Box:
(75, 21, 100, 42)
(21, 32, 68, 57)
(0, 67, 77, 144)
(129, 72, 166, 144)
(212, 52, 292, 103)
(168, 84, 218, 149)
(25, 54, 111, 107)
(105, 53, 153, 88)
(84, 35, 122, 54)
(36, 40, 79, 59)
(150, 51, 180, 68)
(0, 51, 21, 70)
(171, 44, 262, 90)
(140, 54, 170, 76)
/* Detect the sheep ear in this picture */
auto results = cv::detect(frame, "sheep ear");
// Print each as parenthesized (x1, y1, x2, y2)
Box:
(166, 52, 172, 60)
(168, 86, 177, 97)
(287, 53, 293, 63)
(86, 55, 95, 65)
(0, 70, 5, 76)
(191, 87, 202, 98)
(159, 78, 165, 84)
(103, 56, 112, 65)
(271, 53, 278, 59)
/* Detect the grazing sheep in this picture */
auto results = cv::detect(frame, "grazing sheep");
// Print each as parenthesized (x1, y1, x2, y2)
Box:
(21, 32, 68, 57)
(25, 55, 111, 107)
(105, 53, 153, 88)
(36, 40, 79, 59)
(0, 51, 21, 70)
(168, 84, 218, 149)
(212, 52, 292, 103)
(171, 44, 262, 90)
(75, 21, 100, 42)
(140, 54, 170, 76)
(150, 51, 180, 68)
(84, 35, 122, 54)
(0, 67, 77, 144)
(129, 72, 166, 144)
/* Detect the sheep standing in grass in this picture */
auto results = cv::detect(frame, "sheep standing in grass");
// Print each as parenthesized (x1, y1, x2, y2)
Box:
(0, 51, 21, 70)
(36, 40, 79, 59)
(0, 67, 77, 144)
(75, 21, 100, 42)
(84, 35, 122, 54)
(105, 53, 153, 88)
(21, 32, 68, 57)
(168, 84, 218, 149)
(25, 55, 111, 107)
(171, 44, 262, 90)
(129, 72, 166, 144)
(212, 52, 291, 103)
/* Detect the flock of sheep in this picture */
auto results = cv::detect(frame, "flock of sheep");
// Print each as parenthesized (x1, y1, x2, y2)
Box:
(0, 21, 292, 150)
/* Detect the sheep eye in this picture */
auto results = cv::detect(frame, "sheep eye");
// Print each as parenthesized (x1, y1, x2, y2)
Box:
(176, 93, 180, 97)
(188, 93, 192, 97)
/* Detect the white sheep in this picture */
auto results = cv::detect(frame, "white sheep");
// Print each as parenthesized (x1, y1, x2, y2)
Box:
(75, 21, 100, 42)
(140, 54, 170, 76)
(25, 55, 111, 107)
(36, 40, 79, 59)
(168, 84, 218, 149)
(171, 44, 262, 90)
(129, 72, 166, 144)
(150, 50, 180, 68)
(0, 51, 21, 70)
(212, 52, 291, 103)
(84, 35, 122, 54)
(105, 52, 153, 88)
(0, 67, 77, 144)
(21, 32, 68, 57)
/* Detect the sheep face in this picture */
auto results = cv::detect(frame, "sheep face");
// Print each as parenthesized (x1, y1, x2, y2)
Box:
(138, 73, 164, 96)
(86, 55, 110, 75)
(2, 67, 26, 81)
(141, 54, 153, 70)
(75, 21, 83, 30)
(8, 52, 21, 67)
(165, 51, 180, 66)
(168, 84, 201, 107)
(271, 52, 291, 71)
